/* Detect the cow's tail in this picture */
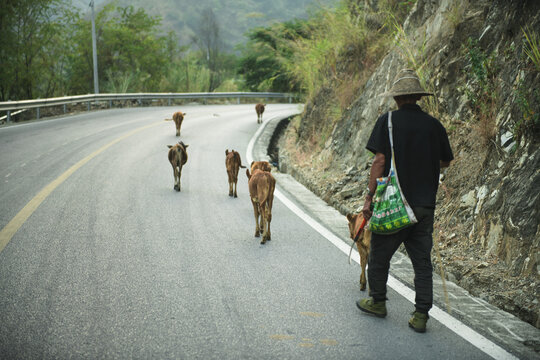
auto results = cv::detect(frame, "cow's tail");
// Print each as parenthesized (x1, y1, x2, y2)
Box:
(234, 152, 246, 168)
(246, 169, 251, 180)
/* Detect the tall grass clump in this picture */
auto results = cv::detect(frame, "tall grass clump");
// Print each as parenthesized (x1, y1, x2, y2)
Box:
(281, 3, 373, 156)
(377, 0, 417, 29)
(522, 26, 540, 72)
(281, 0, 413, 157)
(285, 3, 369, 99)
(104, 69, 135, 93)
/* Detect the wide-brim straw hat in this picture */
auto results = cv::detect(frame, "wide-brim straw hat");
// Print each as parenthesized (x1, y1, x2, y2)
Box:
(380, 69, 433, 97)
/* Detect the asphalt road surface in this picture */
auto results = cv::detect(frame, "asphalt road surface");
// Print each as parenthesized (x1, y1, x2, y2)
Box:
(0, 104, 498, 359)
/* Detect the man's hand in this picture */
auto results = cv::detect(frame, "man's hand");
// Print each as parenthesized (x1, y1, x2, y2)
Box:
(362, 196, 373, 220)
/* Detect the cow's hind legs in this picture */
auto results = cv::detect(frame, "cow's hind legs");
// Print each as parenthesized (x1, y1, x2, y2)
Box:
(174, 167, 182, 192)
(251, 200, 260, 237)
(265, 204, 272, 241)
(173, 167, 180, 191)
(260, 207, 268, 244)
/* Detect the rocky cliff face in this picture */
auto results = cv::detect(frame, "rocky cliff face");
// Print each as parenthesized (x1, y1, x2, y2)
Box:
(277, 0, 540, 327)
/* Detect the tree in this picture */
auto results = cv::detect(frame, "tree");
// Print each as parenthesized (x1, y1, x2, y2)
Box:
(0, 0, 74, 100)
(193, 7, 223, 92)
(238, 19, 309, 93)
(66, 4, 171, 94)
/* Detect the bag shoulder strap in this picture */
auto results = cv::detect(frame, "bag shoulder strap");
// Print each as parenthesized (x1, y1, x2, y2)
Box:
(387, 111, 396, 171)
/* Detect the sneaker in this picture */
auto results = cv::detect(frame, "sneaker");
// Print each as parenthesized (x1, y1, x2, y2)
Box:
(408, 311, 429, 333)
(356, 297, 387, 318)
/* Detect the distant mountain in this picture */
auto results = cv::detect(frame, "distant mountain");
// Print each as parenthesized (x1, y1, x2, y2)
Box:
(74, 0, 339, 50)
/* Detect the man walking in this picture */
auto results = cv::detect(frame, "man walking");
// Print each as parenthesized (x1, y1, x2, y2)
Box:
(357, 69, 454, 333)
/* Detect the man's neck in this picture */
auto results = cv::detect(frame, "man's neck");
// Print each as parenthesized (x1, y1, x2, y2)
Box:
(395, 99, 418, 108)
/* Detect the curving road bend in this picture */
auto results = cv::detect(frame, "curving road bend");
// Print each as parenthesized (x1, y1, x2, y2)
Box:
(0, 105, 495, 359)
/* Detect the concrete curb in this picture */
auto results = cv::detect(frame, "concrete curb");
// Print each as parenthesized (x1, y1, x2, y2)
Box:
(249, 112, 540, 360)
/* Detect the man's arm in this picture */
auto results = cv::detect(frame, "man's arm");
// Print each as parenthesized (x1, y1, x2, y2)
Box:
(362, 152, 385, 220)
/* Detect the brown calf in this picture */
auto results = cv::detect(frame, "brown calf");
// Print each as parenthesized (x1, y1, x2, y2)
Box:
(346, 213, 371, 291)
(172, 111, 186, 137)
(167, 141, 189, 192)
(255, 103, 265, 124)
(246, 168, 275, 244)
(225, 149, 246, 198)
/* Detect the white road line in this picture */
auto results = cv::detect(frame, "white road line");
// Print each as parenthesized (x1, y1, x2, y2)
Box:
(246, 114, 518, 360)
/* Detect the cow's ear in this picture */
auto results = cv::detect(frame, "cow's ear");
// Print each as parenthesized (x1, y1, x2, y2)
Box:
(184, 144, 189, 148)
(167, 145, 172, 149)
(346, 213, 353, 222)
(183, 112, 187, 116)
(225, 149, 229, 155)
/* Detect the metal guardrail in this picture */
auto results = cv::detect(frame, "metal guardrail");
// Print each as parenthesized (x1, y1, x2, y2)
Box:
(0, 92, 295, 122)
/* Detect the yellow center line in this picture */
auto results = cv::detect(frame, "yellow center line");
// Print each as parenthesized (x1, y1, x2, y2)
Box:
(0, 121, 163, 254)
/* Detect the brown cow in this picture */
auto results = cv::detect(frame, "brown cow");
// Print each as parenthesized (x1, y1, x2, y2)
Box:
(250, 160, 271, 173)
(246, 168, 275, 244)
(172, 111, 186, 136)
(225, 149, 246, 198)
(346, 213, 371, 291)
(167, 141, 188, 192)
(255, 103, 265, 124)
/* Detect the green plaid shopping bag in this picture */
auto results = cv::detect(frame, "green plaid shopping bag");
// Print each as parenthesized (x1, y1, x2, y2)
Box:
(369, 111, 417, 234)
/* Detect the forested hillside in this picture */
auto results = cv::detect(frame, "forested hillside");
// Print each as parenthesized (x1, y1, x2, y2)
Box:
(79, 0, 338, 50)
(1, 0, 337, 102)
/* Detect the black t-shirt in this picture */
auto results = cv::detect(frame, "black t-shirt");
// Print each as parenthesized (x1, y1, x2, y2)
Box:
(366, 104, 454, 208)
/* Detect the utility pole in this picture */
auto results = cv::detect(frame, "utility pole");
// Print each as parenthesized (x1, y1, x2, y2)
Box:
(90, 0, 99, 94)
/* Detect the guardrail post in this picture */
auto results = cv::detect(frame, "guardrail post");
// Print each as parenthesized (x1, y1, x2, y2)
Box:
(289, 96, 292, 104)
(237, 97, 240, 104)
(37, 107, 40, 120)
(87, 102, 90, 111)
(63, 104, 67, 113)
(109, 100, 112, 108)
(7, 110, 11, 123)
(168, 98, 171, 106)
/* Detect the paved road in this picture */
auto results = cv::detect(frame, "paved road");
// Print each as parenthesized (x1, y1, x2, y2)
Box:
(0, 105, 502, 358)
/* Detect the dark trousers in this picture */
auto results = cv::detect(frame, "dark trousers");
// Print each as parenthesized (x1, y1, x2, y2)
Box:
(368, 207, 434, 314)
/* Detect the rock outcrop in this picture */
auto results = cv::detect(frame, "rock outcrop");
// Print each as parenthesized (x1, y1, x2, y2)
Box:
(277, 0, 540, 327)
